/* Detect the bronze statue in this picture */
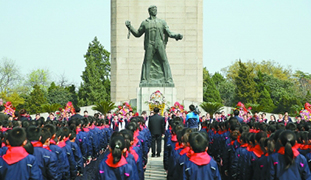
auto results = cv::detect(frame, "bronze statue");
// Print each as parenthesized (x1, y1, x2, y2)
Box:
(125, 5, 183, 87)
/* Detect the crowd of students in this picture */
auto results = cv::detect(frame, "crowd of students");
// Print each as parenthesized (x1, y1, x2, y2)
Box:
(163, 108, 311, 180)
(1, 102, 311, 180)
(0, 108, 152, 180)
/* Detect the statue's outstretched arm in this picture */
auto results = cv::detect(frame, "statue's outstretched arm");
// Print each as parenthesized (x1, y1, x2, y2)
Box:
(125, 21, 145, 38)
(164, 21, 183, 41)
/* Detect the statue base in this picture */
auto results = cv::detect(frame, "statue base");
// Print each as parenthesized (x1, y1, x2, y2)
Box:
(137, 86, 177, 114)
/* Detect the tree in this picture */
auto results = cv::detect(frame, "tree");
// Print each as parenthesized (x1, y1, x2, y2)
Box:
(0, 91, 25, 107)
(234, 61, 258, 104)
(222, 59, 292, 81)
(47, 82, 72, 106)
(65, 85, 78, 108)
(79, 37, 111, 106)
(92, 101, 116, 115)
(25, 69, 50, 91)
(0, 58, 21, 93)
(200, 102, 224, 118)
(41, 103, 62, 113)
(203, 68, 222, 103)
(24, 84, 48, 114)
(255, 71, 275, 112)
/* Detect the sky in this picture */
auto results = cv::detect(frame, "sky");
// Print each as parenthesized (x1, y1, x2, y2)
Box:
(1, 1, 310, 86)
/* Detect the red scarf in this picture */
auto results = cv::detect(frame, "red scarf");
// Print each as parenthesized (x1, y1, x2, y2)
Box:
(105, 153, 128, 168)
(3, 146, 29, 165)
(189, 152, 211, 166)
(252, 144, 264, 158)
(299, 144, 309, 150)
(83, 128, 89, 132)
(129, 147, 139, 162)
(31, 141, 43, 147)
(175, 142, 183, 150)
(58, 138, 69, 148)
(43, 145, 51, 151)
(76, 128, 82, 135)
(180, 146, 190, 155)
(278, 147, 300, 158)
(171, 135, 177, 142)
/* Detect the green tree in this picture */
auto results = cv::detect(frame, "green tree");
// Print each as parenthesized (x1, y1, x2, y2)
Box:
(234, 61, 258, 104)
(200, 102, 224, 118)
(24, 84, 48, 114)
(65, 85, 78, 108)
(25, 69, 50, 91)
(79, 37, 111, 106)
(203, 68, 221, 103)
(305, 90, 311, 103)
(0, 58, 21, 93)
(92, 101, 116, 115)
(47, 82, 72, 106)
(41, 103, 62, 113)
(255, 71, 275, 112)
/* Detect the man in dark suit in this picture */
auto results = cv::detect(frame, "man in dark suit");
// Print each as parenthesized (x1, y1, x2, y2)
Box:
(148, 107, 165, 157)
(71, 107, 83, 120)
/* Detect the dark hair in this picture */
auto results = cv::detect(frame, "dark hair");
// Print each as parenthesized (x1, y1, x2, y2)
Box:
(120, 130, 133, 150)
(60, 127, 71, 140)
(75, 107, 81, 113)
(44, 124, 57, 136)
(189, 132, 208, 153)
(7, 127, 26, 146)
(286, 122, 296, 131)
(40, 128, 51, 144)
(0, 106, 4, 111)
(26, 126, 41, 141)
(21, 121, 30, 128)
(110, 136, 126, 164)
(233, 109, 239, 116)
(126, 122, 137, 133)
(279, 130, 296, 169)
(154, 107, 160, 113)
(255, 131, 267, 154)
(24, 140, 34, 154)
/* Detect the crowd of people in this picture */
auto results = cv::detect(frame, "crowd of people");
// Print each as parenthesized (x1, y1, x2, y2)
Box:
(0, 103, 311, 179)
(0, 105, 152, 180)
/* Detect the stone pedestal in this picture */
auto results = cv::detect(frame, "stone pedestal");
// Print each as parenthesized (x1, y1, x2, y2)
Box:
(137, 87, 177, 114)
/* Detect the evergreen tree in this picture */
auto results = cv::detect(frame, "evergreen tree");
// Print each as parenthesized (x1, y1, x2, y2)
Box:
(255, 71, 275, 112)
(79, 37, 111, 106)
(203, 68, 222, 103)
(65, 85, 78, 108)
(25, 84, 48, 114)
(305, 90, 311, 103)
(234, 60, 258, 104)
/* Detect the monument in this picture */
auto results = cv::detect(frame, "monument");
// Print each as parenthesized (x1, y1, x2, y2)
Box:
(111, 0, 203, 113)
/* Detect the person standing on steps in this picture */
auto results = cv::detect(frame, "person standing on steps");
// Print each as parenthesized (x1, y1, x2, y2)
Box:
(148, 107, 165, 157)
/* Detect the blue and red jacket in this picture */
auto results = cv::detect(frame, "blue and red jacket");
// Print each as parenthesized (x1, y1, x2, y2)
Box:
(186, 112, 199, 128)
(31, 141, 59, 180)
(183, 152, 221, 180)
(97, 153, 135, 180)
(66, 140, 84, 173)
(0, 146, 43, 180)
(50, 140, 70, 179)
(58, 139, 77, 179)
(269, 147, 311, 180)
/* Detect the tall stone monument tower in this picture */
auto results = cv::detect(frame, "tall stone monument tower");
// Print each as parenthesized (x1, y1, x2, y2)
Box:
(111, 0, 203, 112)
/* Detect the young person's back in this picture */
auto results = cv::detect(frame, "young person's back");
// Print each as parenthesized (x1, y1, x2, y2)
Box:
(0, 128, 42, 180)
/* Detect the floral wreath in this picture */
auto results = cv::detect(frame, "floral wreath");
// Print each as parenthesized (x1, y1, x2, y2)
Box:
(169, 102, 184, 113)
(4, 101, 16, 117)
(300, 102, 311, 121)
(146, 90, 166, 105)
(118, 102, 133, 116)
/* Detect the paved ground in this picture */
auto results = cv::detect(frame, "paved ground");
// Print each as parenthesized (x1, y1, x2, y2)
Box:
(145, 141, 166, 180)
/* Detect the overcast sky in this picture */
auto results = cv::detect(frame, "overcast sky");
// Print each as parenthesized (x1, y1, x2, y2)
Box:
(1, 0, 310, 86)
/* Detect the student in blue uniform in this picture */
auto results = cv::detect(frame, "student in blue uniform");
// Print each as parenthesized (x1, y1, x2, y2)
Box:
(0, 127, 42, 179)
(97, 135, 135, 180)
(26, 126, 59, 180)
(186, 105, 199, 129)
(183, 131, 221, 180)
(269, 130, 311, 180)
(43, 124, 71, 179)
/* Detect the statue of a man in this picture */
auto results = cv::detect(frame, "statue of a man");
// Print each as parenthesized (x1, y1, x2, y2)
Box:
(125, 5, 183, 87)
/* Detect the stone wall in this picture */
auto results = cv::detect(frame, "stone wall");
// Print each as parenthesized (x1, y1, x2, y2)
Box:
(111, 0, 203, 107)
